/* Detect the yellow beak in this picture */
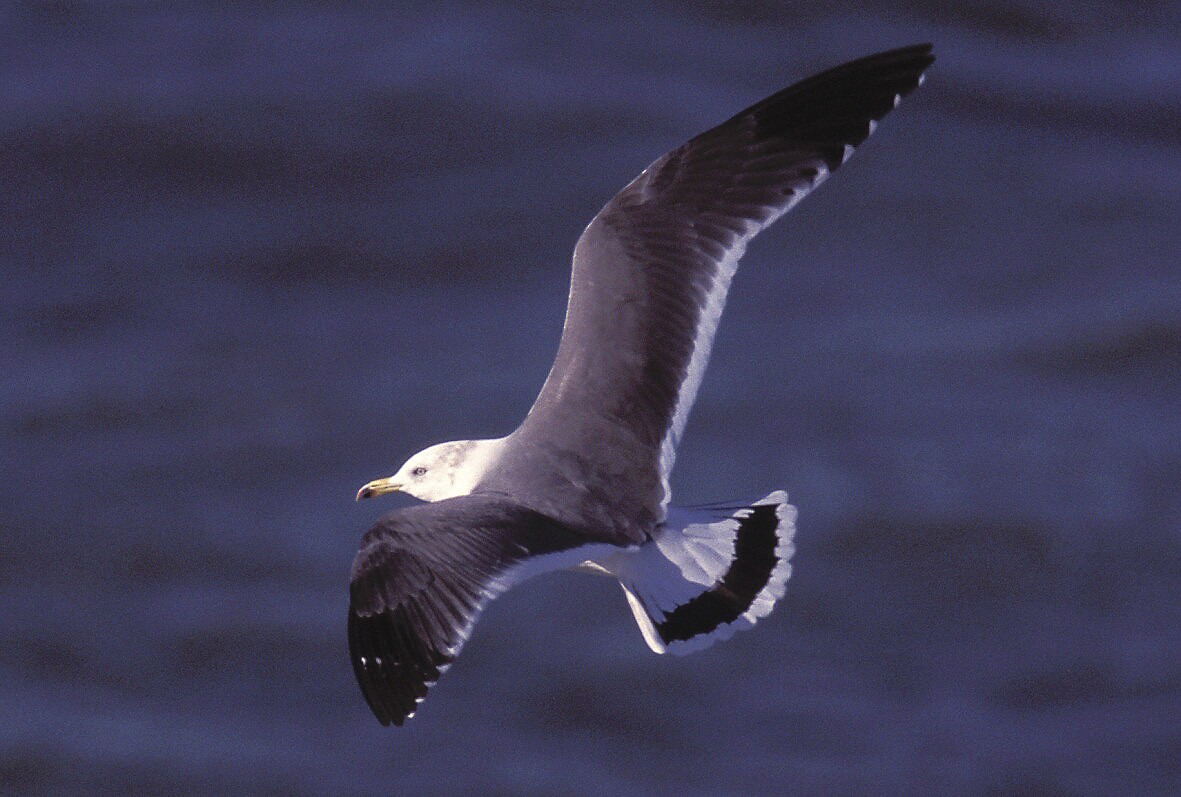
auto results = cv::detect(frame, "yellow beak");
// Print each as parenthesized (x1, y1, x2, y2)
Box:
(356, 477, 402, 501)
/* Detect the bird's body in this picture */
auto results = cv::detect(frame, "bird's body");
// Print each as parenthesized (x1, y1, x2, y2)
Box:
(349, 44, 934, 726)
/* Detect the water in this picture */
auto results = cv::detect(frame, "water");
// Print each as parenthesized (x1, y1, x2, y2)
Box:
(2, 3, 1179, 794)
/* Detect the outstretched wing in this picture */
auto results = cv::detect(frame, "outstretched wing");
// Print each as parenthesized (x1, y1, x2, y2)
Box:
(347, 494, 603, 726)
(498, 45, 934, 537)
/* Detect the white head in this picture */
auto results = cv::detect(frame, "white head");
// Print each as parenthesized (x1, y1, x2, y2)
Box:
(355, 438, 506, 503)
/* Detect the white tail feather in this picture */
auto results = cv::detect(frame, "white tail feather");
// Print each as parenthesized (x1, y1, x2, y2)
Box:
(593, 491, 797, 655)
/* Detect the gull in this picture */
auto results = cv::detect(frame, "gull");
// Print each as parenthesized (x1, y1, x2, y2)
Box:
(348, 44, 934, 726)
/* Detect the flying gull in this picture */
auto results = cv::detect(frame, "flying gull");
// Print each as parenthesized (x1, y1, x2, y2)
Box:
(349, 44, 934, 726)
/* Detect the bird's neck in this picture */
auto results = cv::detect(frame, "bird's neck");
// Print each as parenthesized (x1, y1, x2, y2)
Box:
(447, 436, 508, 496)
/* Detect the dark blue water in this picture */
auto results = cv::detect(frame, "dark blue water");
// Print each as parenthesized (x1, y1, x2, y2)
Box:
(3, 3, 1179, 794)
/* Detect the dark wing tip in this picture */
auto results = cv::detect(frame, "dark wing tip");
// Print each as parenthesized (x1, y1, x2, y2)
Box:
(762, 43, 935, 112)
(721, 43, 935, 170)
(348, 603, 455, 727)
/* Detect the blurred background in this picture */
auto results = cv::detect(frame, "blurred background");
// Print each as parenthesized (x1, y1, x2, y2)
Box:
(2, 2, 1178, 794)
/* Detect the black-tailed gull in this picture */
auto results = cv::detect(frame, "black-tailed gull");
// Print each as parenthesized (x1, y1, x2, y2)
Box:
(349, 44, 934, 726)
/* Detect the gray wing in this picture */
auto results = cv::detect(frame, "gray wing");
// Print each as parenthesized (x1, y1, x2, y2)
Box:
(496, 45, 934, 538)
(347, 494, 594, 726)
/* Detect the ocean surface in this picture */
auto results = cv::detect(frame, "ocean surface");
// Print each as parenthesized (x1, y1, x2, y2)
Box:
(2, 3, 1179, 794)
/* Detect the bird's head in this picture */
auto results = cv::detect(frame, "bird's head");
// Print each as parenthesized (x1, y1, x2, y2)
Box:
(355, 438, 505, 503)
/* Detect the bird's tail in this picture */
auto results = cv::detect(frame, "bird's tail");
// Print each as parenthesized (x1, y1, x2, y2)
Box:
(600, 491, 797, 655)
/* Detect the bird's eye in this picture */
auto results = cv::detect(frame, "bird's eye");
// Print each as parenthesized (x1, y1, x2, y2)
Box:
(411, 466, 427, 477)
